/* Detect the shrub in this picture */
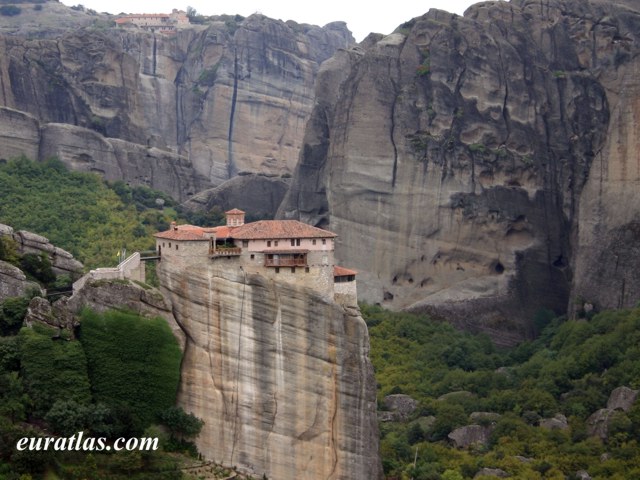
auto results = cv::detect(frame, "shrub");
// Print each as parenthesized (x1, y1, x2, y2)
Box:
(79, 309, 182, 427)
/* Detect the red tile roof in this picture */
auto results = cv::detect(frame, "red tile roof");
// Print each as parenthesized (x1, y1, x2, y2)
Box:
(232, 220, 336, 240)
(210, 225, 237, 238)
(155, 219, 336, 242)
(225, 208, 245, 215)
(334, 266, 357, 277)
(154, 224, 218, 241)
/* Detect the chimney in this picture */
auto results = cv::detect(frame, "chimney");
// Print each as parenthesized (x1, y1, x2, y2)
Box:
(225, 208, 245, 227)
(171, 221, 177, 231)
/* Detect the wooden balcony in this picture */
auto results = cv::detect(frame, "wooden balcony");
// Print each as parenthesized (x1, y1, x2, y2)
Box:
(210, 247, 242, 257)
(264, 252, 307, 267)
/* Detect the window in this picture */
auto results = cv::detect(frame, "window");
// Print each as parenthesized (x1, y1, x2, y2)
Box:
(175, 244, 178, 250)
(291, 239, 295, 246)
(169, 242, 171, 248)
(296, 239, 301, 246)
(163, 242, 165, 247)
(291, 267, 295, 273)
(242, 240, 249, 247)
(250, 254, 255, 260)
(305, 267, 310, 273)
(322, 239, 326, 245)
(275, 240, 279, 247)
(312, 239, 317, 245)
(267, 240, 271, 247)
(275, 267, 280, 274)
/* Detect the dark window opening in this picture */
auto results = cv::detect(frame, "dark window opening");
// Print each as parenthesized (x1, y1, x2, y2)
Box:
(291, 267, 295, 273)
(275, 267, 280, 273)
(322, 239, 326, 245)
(242, 240, 249, 247)
(305, 267, 310, 273)
(312, 239, 317, 245)
(175, 244, 178, 250)
(250, 254, 255, 259)
(494, 262, 505, 274)
(267, 241, 271, 247)
(275, 240, 279, 246)
(291, 239, 295, 246)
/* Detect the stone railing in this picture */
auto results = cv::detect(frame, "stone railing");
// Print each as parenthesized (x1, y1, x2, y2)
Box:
(72, 252, 144, 293)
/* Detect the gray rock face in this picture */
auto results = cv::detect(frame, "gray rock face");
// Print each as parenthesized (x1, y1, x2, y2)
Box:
(9, 228, 83, 277)
(24, 296, 79, 336)
(0, 12, 353, 199)
(0, 260, 40, 302)
(448, 424, 493, 449)
(607, 386, 638, 412)
(181, 174, 291, 220)
(157, 259, 382, 479)
(278, 0, 640, 343)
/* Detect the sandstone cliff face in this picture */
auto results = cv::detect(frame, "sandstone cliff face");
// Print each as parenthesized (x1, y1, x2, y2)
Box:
(157, 259, 381, 479)
(278, 0, 640, 343)
(0, 13, 352, 199)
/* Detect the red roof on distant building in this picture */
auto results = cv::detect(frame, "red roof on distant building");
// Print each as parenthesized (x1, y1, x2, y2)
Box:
(225, 208, 245, 215)
(232, 220, 337, 240)
(334, 266, 357, 277)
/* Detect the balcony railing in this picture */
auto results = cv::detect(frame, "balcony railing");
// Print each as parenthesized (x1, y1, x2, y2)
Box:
(264, 254, 307, 267)
(210, 247, 242, 257)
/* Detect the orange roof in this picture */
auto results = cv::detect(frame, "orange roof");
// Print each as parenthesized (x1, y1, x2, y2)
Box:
(210, 225, 237, 238)
(232, 220, 337, 240)
(334, 266, 357, 277)
(225, 208, 245, 215)
(154, 224, 210, 241)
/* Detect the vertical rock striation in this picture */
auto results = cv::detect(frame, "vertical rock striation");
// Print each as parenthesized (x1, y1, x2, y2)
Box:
(278, 0, 640, 343)
(0, 14, 353, 199)
(157, 259, 381, 479)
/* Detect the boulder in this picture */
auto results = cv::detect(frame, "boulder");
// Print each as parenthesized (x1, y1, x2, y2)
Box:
(383, 394, 418, 421)
(586, 408, 616, 440)
(540, 413, 569, 430)
(474, 467, 509, 478)
(607, 386, 638, 412)
(448, 424, 493, 449)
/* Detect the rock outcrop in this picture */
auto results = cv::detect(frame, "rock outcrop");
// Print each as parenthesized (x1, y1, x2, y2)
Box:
(0, 260, 41, 302)
(157, 258, 381, 479)
(0, 224, 83, 277)
(66, 277, 185, 350)
(448, 424, 493, 449)
(0, 11, 353, 199)
(278, 0, 640, 343)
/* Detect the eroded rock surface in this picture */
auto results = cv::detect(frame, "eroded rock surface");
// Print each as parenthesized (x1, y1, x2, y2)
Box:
(0, 260, 41, 302)
(0, 224, 83, 277)
(278, 0, 640, 343)
(0, 12, 353, 199)
(158, 259, 381, 479)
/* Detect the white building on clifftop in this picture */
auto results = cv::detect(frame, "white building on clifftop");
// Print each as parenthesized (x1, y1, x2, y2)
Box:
(115, 9, 189, 34)
(154, 209, 357, 304)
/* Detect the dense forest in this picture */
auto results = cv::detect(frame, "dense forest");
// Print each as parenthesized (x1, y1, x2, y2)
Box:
(363, 304, 640, 479)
